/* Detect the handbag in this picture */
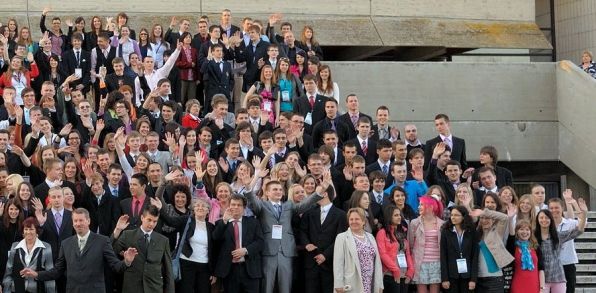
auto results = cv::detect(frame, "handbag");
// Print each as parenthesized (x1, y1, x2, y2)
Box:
(172, 216, 192, 282)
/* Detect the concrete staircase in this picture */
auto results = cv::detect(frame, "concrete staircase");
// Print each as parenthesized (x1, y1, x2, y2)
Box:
(575, 211, 596, 292)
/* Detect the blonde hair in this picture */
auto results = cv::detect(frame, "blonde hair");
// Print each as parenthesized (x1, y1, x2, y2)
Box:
(517, 194, 537, 229)
(455, 183, 475, 210)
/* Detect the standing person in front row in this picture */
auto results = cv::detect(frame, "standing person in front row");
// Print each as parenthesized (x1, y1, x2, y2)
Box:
(408, 195, 444, 293)
(300, 181, 347, 293)
(334, 207, 384, 293)
(440, 206, 479, 293)
(112, 205, 175, 293)
(20, 208, 138, 293)
(376, 205, 414, 293)
(212, 194, 264, 293)
(535, 197, 587, 293)
(507, 219, 544, 293)
(475, 208, 513, 293)
(243, 169, 328, 293)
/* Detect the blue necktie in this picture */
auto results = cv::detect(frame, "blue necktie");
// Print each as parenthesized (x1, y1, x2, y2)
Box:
(382, 165, 388, 175)
(275, 204, 282, 219)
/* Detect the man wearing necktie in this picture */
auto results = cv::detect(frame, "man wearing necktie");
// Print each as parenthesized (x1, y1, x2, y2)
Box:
(232, 24, 270, 92)
(424, 113, 468, 170)
(82, 173, 119, 236)
(113, 205, 174, 293)
(243, 175, 327, 293)
(201, 43, 234, 112)
(62, 32, 91, 93)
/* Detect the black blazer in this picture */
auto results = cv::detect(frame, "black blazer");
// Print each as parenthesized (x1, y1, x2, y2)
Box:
(201, 59, 234, 100)
(34, 181, 80, 207)
(371, 124, 400, 142)
(471, 165, 514, 188)
(61, 49, 91, 92)
(440, 228, 479, 281)
(198, 40, 233, 71)
(346, 137, 378, 165)
(299, 205, 347, 270)
(81, 187, 120, 236)
(212, 216, 264, 279)
(160, 213, 216, 273)
(119, 196, 153, 231)
(39, 209, 74, 261)
(293, 94, 329, 134)
(424, 135, 468, 170)
(312, 117, 350, 148)
(365, 161, 394, 189)
(234, 40, 270, 92)
(338, 112, 373, 141)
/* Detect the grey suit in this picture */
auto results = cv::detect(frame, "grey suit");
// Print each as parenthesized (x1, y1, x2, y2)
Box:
(244, 191, 322, 293)
(36, 232, 128, 293)
(113, 229, 174, 293)
(146, 150, 175, 173)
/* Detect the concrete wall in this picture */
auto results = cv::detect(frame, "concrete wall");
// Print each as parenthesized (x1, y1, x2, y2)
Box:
(327, 61, 558, 162)
(556, 60, 596, 188)
(553, 0, 596, 62)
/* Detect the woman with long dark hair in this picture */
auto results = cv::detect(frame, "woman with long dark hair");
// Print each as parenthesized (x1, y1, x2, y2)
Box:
(386, 186, 416, 225)
(348, 190, 381, 235)
(376, 205, 414, 293)
(440, 206, 478, 293)
(0, 199, 25, 276)
(535, 203, 587, 293)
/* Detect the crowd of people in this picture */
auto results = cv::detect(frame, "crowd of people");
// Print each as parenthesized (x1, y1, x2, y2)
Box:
(0, 7, 589, 293)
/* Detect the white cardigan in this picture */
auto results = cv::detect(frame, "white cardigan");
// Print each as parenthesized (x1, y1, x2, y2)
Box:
(333, 229, 384, 293)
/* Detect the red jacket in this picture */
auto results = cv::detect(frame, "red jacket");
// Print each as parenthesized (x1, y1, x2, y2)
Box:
(0, 63, 40, 96)
(376, 226, 415, 280)
(176, 46, 198, 81)
(181, 113, 201, 130)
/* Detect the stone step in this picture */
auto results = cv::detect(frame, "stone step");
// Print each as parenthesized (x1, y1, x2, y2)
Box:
(578, 276, 596, 284)
(577, 253, 596, 260)
(576, 288, 596, 293)
(577, 232, 596, 240)
(577, 264, 596, 272)
(575, 242, 596, 250)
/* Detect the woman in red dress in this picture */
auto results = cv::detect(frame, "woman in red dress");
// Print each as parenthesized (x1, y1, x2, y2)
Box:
(507, 219, 545, 293)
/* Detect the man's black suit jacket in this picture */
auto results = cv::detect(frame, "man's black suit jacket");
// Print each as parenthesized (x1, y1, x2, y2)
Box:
(338, 112, 373, 141)
(212, 216, 264, 279)
(346, 138, 378, 165)
(234, 40, 270, 92)
(293, 94, 329, 134)
(61, 49, 91, 92)
(39, 209, 74, 261)
(299, 205, 347, 270)
(201, 59, 234, 100)
(424, 135, 467, 170)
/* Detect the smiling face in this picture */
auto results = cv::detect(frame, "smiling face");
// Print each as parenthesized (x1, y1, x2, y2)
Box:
(392, 190, 406, 207)
(348, 210, 365, 231)
(516, 224, 532, 241)
(537, 212, 551, 229)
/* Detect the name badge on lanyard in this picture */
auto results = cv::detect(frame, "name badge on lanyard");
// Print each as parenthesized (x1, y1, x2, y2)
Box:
(397, 252, 407, 268)
(456, 230, 467, 273)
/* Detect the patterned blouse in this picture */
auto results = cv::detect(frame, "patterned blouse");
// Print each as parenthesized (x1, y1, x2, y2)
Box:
(539, 228, 581, 283)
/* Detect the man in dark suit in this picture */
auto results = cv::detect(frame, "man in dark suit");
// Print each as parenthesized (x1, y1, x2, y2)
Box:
(213, 194, 264, 293)
(365, 139, 394, 188)
(370, 105, 400, 142)
(232, 25, 270, 92)
(164, 17, 191, 48)
(338, 94, 373, 140)
(201, 43, 234, 109)
(292, 74, 329, 134)
(61, 32, 91, 94)
(82, 173, 120, 236)
(37, 186, 75, 261)
(119, 174, 153, 231)
(288, 113, 315, 163)
(473, 167, 499, 205)
(440, 160, 467, 204)
(219, 9, 241, 38)
(236, 121, 265, 163)
(23, 208, 137, 293)
(425, 142, 452, 186)
(312, 99, 349, 148)
(322, 131, 345, 167)
(247, 99, 274, 140)
(300, 186, 347, 293)
(424, 113, 467, 170)
(198, 25, 234, 76)
(113, 205, 174, 293)
(346, 116, 378, 165)
(34, 158, 79, 206)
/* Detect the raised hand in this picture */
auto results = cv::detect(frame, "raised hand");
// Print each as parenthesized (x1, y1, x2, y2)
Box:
(11, 145, 24, 157)
(115, 215, 130, 230)
(82, 160, 94, 178)
(149, 197, 162, 210)
(65, 18, 74, 27)
(218, 157, 229, 173)
(432, 142, 446, 159)
(169, 16, 178, 29)
(194, 160, 206, 180)
(95, 119, 105, 133)
(578, 198, 588, 212)
(164, 169, 182, 182)
(390, 125, 400, 139)
(562, 189, 574, 203)
(123, 247, 138, 264)
(179, 135, 186, 147)
(42, 7, 50, 16)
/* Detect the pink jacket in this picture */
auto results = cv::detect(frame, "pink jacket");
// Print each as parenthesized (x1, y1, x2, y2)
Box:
(407, 216, 444, 282)
(193, 185, 222, 224)
(376, 226, 415, 280)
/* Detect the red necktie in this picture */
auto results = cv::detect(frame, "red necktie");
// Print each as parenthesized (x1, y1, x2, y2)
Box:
(309, 96, 315, 108)
(134, 199, 141, 217)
